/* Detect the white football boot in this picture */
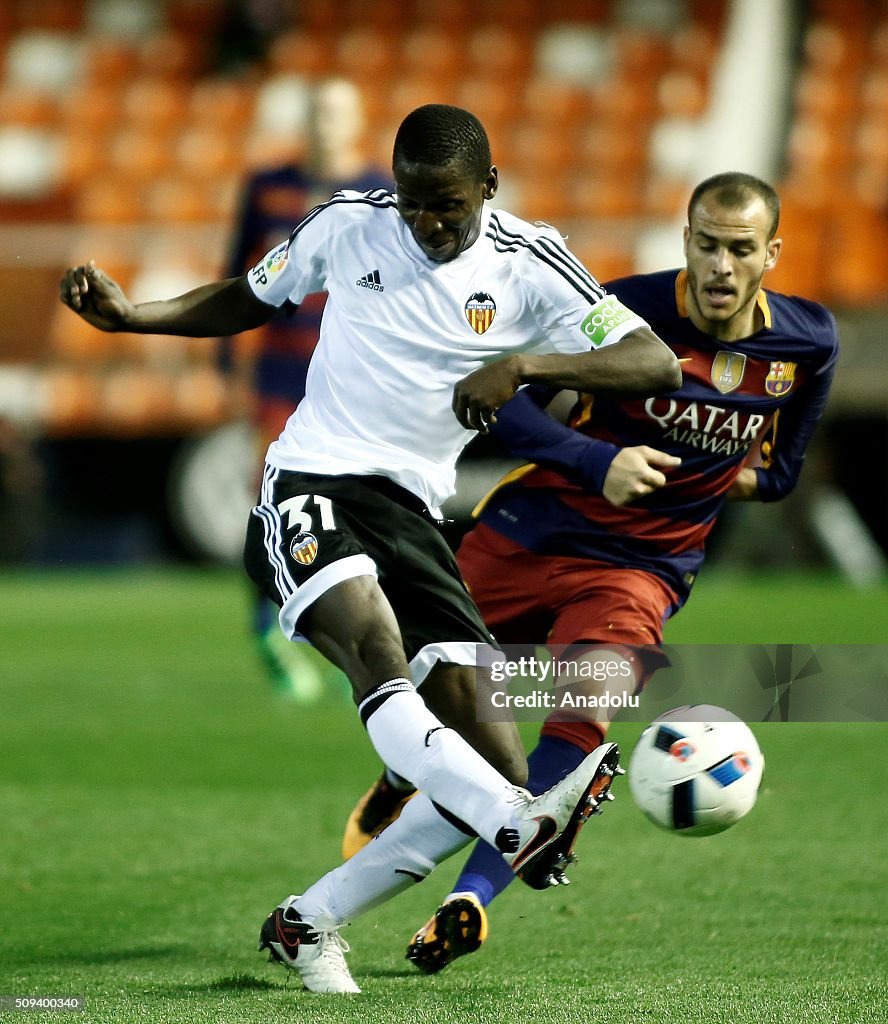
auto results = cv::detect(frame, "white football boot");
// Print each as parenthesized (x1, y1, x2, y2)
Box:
(500, 742, 622, 889)
(258, 897, 360, 994)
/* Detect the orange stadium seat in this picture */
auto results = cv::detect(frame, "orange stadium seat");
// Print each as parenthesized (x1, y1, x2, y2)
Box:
(145, 173, 236, 223)
(571, 237, 636, 285)
(571, 170, 645, 220)
(186, 78, 257, 133)
(59, 82, 122, 140)
(411, 0, 473, 29)
(823, 200, 888, 307)
(611, 27, 671, 85)
(0, 85, 59, 127)
(107, 126, 179, 185)
(576, 122, 649, 176)
(334, 27, 399, 88)
(42, 367, 103, 436)
(454, 75, 520, 133)
(122, 78, 190, 133)
(512, 173, 573, 226)
(100, 367, 178, 434)
(643, 175, 688, 220)
(267, 30, 336, 78)
(174, 365, 230, 429)
(400, 26, 466, 82)
(293, 0, 338, 32)
(794, 68, 861, 126)
(11, 0, 85, 31)
(176, 128, 245, 182)
(465, 25, 535, 79)
(341, 0, 403, 30)
(524, 77, 592, 128)
(136, 29, 209, 80)
(75, 180, 147, 224)
(81, 37, 134, 86)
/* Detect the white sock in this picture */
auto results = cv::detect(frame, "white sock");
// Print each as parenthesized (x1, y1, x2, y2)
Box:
(360, 680, 523, 849)
(295, 794, 471, 928)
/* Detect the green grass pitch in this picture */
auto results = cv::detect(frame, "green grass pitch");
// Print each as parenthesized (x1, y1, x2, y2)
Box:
(1, 568, 887, 1023)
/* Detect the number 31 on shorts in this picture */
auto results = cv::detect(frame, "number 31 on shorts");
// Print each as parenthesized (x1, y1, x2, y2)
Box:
(278, 494, 337, 533)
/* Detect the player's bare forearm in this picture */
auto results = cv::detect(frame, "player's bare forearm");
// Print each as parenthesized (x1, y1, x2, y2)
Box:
(60, 263, 274, 336)
(451, 329, 680, 432)
(516, 328, 681, 396)
(125, 278, 274, 336)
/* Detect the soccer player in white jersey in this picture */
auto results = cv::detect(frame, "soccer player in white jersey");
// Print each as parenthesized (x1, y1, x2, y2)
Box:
(60, 104, 681, 994)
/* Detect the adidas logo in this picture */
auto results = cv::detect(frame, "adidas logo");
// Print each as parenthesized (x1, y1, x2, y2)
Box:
(356, 268, 384, 292)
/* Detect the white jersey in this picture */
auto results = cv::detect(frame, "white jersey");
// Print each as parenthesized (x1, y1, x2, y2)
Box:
(247, 189, 649, 512)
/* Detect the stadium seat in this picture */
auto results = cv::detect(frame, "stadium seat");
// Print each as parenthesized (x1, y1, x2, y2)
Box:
(75, 180, 146, 223)
(823, 200, 888, 307)
(107, 126, 179, 185)
(176, 128, 245, 182)
(80, 36, 134, 85)
(145, 174, 235, 223)
(136, 29, 208, 80)
(101, 367, 178, 433)
(267, 30, 336, 78)
(174, 365, 230, 428)
(4, 29, 84, 93)
(186, 78, 256, 134)
(41, 367, 103, 435)
(122, 78, 189, 133)
(0, 85, 59, 128)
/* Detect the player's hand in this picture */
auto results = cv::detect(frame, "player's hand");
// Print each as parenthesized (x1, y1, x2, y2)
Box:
(602, 446, 681, 506)
(452, 356, 522, 432)
(727, 467, 759, 500)
(59, 261, 134, 332)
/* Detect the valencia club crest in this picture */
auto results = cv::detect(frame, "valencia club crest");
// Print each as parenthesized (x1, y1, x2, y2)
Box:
(465, 292, 496, 335)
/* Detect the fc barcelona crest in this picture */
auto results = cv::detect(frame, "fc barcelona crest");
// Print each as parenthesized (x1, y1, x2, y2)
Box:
(765, 360, 796, 396)
(289, 531, 318, 565)
(465, 292, 497, 335)
(710, 351, 747, 394)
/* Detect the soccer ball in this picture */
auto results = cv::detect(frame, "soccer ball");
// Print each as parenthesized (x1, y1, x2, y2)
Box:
(628, 705, 764, 836)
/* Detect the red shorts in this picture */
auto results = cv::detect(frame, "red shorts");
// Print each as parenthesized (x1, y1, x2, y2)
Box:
(457, 523, 680, 753)
(457, 522, 679, 648)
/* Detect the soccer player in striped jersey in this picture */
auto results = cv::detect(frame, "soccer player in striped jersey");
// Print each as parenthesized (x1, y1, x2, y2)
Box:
(60, 104, 679, 993)
(347, 172, 838, 974)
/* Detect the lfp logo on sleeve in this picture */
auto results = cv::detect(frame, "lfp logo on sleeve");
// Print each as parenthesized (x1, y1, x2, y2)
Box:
(250, 242, 288, 288)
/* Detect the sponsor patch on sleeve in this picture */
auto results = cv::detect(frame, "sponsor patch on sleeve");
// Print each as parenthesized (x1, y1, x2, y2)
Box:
(579, 296, 638, 348)
(249, 241, 289, 292)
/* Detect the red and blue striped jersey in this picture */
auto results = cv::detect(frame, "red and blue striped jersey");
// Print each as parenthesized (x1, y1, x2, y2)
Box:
(477, 268, 838, 603)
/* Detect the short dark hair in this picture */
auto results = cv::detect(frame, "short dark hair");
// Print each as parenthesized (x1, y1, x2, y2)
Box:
(393, 104, 491, 182)
(688, 172, 781, 238)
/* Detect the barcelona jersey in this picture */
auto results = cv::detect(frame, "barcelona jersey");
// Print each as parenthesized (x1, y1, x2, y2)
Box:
(477, 269, 838, 603)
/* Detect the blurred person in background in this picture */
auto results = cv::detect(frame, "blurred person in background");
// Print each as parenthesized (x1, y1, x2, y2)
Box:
(342, 171, 839, 974)
(222, 77, 392, 700)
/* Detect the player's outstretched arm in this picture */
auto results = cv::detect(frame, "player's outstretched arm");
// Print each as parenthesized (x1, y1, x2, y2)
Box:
(517, 327, 681, 395)
(452, 327, 680, 431)
(59, 261, 275, 337)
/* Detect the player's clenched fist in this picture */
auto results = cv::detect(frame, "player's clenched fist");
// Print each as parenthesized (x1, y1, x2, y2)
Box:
(603, 445, 681, 506)
(59, 261, 133, 332)
(452, 354, 523, 432)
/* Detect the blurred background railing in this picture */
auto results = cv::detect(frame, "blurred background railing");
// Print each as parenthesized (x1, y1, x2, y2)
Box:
(0, 0, 885, 574)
